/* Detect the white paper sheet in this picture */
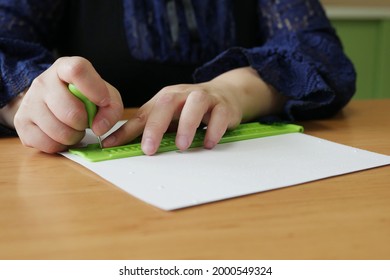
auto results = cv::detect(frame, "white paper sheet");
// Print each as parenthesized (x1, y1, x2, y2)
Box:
(62, 131, 390, 210)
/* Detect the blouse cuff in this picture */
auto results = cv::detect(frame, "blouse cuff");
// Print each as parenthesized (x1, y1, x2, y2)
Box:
(193, 46, 336, 121)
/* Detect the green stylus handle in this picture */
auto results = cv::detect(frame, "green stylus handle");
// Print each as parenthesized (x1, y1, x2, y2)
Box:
(68, 84, 97, 128)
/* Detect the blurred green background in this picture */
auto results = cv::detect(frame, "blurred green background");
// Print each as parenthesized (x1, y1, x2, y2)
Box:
(327, 6, 390, 99)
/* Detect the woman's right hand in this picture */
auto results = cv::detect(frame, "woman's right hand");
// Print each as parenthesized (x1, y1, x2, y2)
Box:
(13, 56, 124, 153)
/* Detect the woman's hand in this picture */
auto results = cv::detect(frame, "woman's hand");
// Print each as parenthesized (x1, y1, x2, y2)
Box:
(13, 56, 123, 153)
(103, 67, 286, 155)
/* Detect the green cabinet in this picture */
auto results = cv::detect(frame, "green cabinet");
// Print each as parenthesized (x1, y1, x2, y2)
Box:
(331, 18, 390, 99)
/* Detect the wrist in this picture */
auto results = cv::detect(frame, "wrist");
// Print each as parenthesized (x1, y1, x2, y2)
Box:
(211, 67, 286, 121)
(0, 92, 25, 129)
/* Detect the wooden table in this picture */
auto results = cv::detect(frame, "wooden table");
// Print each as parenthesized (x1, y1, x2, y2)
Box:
(1, 99, 389, 260)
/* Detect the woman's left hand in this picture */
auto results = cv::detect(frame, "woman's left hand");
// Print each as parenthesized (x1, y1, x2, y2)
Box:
(103, 67, 286, 155)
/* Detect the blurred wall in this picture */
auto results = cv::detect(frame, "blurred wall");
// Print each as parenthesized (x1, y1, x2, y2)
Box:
(320, 0, 390, 99)
(321, 0, 390, 7)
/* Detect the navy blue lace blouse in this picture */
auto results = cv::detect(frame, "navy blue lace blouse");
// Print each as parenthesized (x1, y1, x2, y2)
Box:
(0, 0, 356, 133)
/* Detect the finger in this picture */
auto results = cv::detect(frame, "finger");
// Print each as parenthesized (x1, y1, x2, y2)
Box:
(103, 106, 148, 147)
(203, 104, 232, 149)
(54, 56, 111, 107)
(23, 88, 86, 146)
(16, 121, 68, 153)
(175, 90, 210, 150)
(91, 82, 124, 136)
(142, 91, 181, 155)
(36, 77, 89, 131)
(54, 57, 123, 135)
(15, 81, 86, 147)
(31, 102, 85, 146)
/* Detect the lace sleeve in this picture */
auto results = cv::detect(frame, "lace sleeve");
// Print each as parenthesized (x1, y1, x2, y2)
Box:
(194, 0, 356, 121)
(0, 0, 65, 107)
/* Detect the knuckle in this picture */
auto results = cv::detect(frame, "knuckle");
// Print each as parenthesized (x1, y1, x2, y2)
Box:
(188, 90, 208, 103)
(159, 85, 174, 93)
(13, 112, 31, 134)
(110, 89, 124, 119)
(112, 100, 124, 119)
(13, 112, 23, 129)
(160, 84, 186, 93)
(155, 90, 175, 105)
(30, 75, 46, 89)
(133, 108, 147, 125)
(59, 56, 91, 78)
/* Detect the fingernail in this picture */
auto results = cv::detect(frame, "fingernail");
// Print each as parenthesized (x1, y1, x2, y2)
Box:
(176, 135, 189, 150)
(142, 137, 155, 155)
(103, 135, 116, 147)
(204, 140, 216, 149)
